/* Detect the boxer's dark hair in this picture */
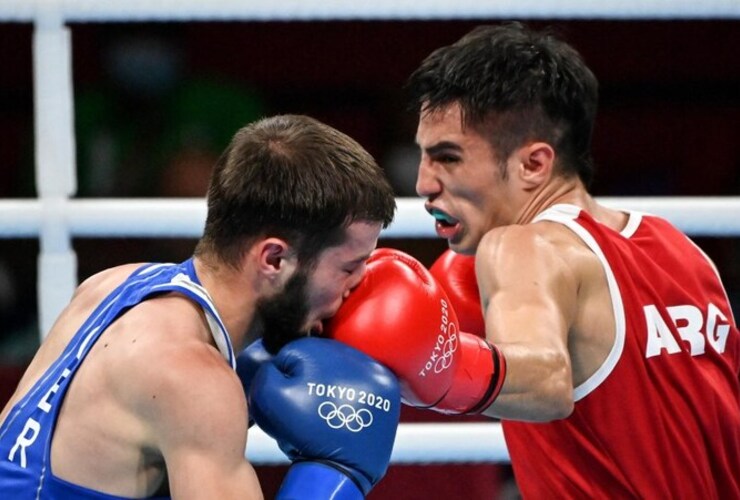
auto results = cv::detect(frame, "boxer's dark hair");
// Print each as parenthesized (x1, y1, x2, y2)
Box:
(196, 114, 396, 268)
(407, 22, 598, 187)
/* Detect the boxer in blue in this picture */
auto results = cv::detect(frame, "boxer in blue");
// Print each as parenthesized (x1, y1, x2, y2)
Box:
(0, 114, 399, 499)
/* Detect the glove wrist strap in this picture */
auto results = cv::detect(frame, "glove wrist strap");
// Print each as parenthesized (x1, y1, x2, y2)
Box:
(436, 333, 507, 414)
(466, 340, 506, 414)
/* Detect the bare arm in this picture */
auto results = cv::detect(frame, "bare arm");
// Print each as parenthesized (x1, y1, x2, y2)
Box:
(476, 224, 579, 422)
(144, 343, 263, 499)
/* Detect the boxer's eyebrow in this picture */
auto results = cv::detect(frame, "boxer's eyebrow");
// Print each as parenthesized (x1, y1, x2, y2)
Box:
(350, 254, 372, 265)
(344, 251, 373, 268)
(425, 141, 463, 156)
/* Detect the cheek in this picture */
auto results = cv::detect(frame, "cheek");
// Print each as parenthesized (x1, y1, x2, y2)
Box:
(464, 174, 502, 216)
(306, 277, 346, 314)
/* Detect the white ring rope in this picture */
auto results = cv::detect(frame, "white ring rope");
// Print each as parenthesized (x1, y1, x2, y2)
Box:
(2, 197, 740, 239)
(1, 0, 739, 22)
(247, 422, 509, 464)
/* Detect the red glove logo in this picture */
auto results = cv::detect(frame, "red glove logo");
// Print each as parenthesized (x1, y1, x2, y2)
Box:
(419, 299, 459, 377)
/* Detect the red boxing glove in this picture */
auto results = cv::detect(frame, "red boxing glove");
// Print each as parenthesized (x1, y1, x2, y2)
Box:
(430, 249, 486, 338)
(325, 248, 506, 414)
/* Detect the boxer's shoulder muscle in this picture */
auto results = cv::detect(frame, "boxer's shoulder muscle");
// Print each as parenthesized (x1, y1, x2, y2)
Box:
(132, 337, 246, 438)
(135, 335, 255, 498)
(476, 223, 582, 304)
(72, 264, 147, 310)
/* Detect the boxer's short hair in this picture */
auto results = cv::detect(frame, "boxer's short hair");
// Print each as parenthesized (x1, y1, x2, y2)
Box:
(407, 22, 599, 187)
(196, 114, 396, 267)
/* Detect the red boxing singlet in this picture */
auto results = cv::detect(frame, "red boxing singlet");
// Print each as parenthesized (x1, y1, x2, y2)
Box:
(503, 204, 740, 499)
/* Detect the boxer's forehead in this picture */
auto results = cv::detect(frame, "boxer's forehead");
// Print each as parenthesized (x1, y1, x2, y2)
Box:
(322, 220, 382, 266)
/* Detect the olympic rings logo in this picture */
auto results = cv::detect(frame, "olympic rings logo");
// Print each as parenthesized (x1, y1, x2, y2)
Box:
(318, 401, 374, 432)
(433, 322, 459, 374)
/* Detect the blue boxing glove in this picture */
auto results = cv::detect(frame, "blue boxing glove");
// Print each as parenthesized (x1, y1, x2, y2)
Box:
(249, 337, 401, 500)
(236, 339, 274, 428)
(236, 338, 273, 396)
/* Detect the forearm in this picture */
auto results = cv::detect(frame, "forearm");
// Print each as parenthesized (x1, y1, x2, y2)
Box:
(482, 343, 573, 422)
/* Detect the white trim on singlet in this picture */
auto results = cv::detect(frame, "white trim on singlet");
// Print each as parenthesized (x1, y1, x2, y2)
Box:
(619, 208, 644, 238)
(136, 262, 172, 275)
(76, 326, 101, 360)
(533, 204, 634, 401)
(152, 272, 235, 369)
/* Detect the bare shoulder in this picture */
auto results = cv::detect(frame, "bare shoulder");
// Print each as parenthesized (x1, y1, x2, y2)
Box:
(110, 292, 241, 415)
(474, 221, 604, 334)
(136, 334, 246, 437)
(476, 223, 584, 284)
(71, 263, 149, 311)
(112, 312, 255, 497)
(138, 339, 250, 486)
(112, 299, 248, 449)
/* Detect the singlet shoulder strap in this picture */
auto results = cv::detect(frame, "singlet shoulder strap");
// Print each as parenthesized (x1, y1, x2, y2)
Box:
(533, 204, 627, 401)
(148, 269, 235, 369)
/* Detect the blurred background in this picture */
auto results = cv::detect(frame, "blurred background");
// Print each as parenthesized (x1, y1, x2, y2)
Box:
(0, 18, 738, 499)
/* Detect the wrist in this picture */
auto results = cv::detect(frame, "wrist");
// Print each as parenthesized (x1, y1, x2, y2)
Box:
(278, 461, 365, 500)
(435, 333, 506, 414)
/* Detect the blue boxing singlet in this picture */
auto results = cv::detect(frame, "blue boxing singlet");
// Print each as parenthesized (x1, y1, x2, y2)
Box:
(0, 258, 235, 499)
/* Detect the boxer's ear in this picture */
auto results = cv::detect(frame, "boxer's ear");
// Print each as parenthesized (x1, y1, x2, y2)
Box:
(256, 238, 298, 289)
(514, 142, 555, 189)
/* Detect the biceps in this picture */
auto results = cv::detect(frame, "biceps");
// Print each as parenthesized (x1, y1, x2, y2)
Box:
(485, 285, 570, 349)
(484, 292, 575, 420)
(484, 282, 574, 386)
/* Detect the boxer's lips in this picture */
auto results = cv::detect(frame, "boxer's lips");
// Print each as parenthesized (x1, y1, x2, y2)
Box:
(429, 208, 460, 239)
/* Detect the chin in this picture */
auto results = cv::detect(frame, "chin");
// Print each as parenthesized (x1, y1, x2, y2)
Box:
(448, 236, 476, 256)
(451, 245, 476, 256)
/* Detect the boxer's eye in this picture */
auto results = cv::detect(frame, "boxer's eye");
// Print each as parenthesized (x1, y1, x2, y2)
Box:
(438, 154, 460, 164)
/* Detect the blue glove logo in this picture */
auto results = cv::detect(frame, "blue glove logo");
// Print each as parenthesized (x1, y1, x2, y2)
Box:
(318, 402, 373, 432)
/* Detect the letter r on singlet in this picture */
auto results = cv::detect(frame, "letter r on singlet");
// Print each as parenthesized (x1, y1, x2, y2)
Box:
(8, 418, 41, 468)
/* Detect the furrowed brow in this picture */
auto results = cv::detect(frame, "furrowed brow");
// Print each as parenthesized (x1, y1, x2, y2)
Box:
(425, 141, 463, 156)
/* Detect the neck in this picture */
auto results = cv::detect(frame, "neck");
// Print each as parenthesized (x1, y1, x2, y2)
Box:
(515, 175, 627, 231)
(515, 176, 595, 225)
(192, 255, 257, 351)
